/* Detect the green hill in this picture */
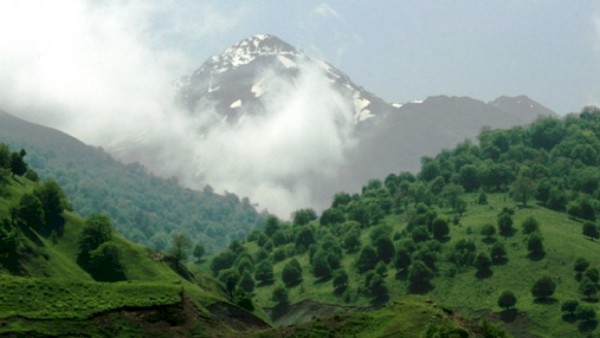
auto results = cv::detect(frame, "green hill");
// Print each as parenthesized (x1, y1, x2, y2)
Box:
(0, 149, 268, 337)
(0, 109, 265, 253)
(201, 108, 600, 337)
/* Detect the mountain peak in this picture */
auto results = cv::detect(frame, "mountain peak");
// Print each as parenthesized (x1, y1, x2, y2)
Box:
(203, 34, 298, 74)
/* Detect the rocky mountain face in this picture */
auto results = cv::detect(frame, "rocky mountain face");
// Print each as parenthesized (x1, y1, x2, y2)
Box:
(171, 34, 556, 213)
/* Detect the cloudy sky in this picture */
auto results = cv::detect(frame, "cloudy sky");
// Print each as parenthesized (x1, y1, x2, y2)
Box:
(1, 0, 598, 120)
(1, 1, 599, 215)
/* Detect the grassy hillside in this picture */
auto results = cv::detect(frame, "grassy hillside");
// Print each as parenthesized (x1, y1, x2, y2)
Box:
(0, 110, 265, 252)
(0, 155, 268, 337)
(201, 109, 600, 337)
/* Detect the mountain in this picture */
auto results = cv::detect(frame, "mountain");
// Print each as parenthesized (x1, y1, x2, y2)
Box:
(201, 109, 600, 337)
(171, 34, 556, 213)
(0, 110, 265, 252)
(0, 158, 269, 337)
(176, 34, 392, 127)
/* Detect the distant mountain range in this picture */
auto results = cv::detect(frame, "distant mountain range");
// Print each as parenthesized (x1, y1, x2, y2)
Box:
(172, 34, 556, 211)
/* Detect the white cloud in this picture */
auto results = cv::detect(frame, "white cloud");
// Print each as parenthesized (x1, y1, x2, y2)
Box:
(314, 3, 341, 20)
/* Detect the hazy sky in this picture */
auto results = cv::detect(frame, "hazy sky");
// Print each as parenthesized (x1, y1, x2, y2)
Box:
(174, 1, 600, 115)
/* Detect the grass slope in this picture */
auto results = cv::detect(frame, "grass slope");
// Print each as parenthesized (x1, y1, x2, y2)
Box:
(202, 194, 599, 337)
(0, 174, 266, 337)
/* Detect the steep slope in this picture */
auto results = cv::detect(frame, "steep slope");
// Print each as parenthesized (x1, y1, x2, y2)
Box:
(0, 110, 265, 251)
(201, 109, 600, 337)
(0, 159, 270, 336)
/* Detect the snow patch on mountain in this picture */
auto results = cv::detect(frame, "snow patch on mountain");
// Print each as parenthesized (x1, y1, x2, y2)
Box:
(277, 55, 298, 69)
(230, 99, 242, 108)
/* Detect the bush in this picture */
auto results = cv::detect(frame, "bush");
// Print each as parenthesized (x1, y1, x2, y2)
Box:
(521, 216, 539, 235)
(531, 276, 556, 300)
(497, 291, 517, 310)
(282, 259, 303, 287)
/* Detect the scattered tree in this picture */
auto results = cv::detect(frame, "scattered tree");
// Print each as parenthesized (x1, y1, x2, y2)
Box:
(169, 233, 192, 266)
(480, 224, 496, 240)
(527, 233, 545, 256)
(497, 291, 517, 310)
(282, 258, 303, 287)
(521, 216, 539, 235)
(255, 260, 275, 285)
(531, 276, 556, 301)
(582, 221, 599, 241)
(193, 242, 205, 263)
(356, 245, 379, 273)
(431, 218, 450, 241)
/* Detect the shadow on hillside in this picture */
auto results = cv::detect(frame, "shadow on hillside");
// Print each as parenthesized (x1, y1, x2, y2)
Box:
(499, 309, 518, 323)
(527, 251, 545, 261)
(492, 257, 509, 265)
(533, 297, 558, 305)
(482, 237, 497, 245)
(561, 313, 578, 323)
(475, 269, 493, 279)
(0, 256, 25, 275)
(395, 270, 408, 281)
(579, 319, 598, 333)
(407, 282, 434, 294)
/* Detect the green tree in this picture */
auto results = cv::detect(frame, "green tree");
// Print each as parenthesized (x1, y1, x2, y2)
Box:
(88, 241, 125, 282)
(255, 260, 275, 285)
(367, 274, 389, 305)
(312, 252, 332, 280)
(10, 150, 27, 176)
(408, 260, 433, 293)
(343, 227, 361, 253)
(531, 276, 556, 301)
(332, 269, 349, 295)
(582, 221, 599, 241)
(431, 218, 450, 241)
(271, 285, 290, 309)
(394, 247, 412, 272)
(295, 227, 315, 252)
(356, 245, 379, 273)
(527, 233, 544, 256)
(579, 277, 598, 300)
(264, 216, 280, 237)
(219, 269, 240, 297)
(169, 233, 192, 266)
(239, 271, 255, 293)
(521, 216, 539, 235)
(561, 299, 579, 316)
(14, 193, 44, 230)
(459, 164, 480, 192)
(510, 175, 536, 207)
(474, 252, 492, 273)
(497, 212, 514, 237)
(480, 224, 496, 240)
(33, 180, 66, 225)
(193, 242, 205, 263)
(375, 236, 395, 264)
(292, 208, 317, 226)
(497, 290, 517, 310)
(574, 257, 590, 273)
(282, 258, 303, 287)
(490, 242, 507, 264)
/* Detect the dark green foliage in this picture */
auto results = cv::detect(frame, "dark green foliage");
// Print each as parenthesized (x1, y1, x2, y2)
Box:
(271, 285, 290, 309)
(311, 251, 332, 280)
(574, 257, 590, 273)
(88, 241, 125, 282)
(521, 216, 539, 235)
(477, 190, 488, 205)
(14, 193, 44, 230)
(356, 245, 379, 273)
(561, 299, 580, 315)
(219, 269, 240, 296)
(450, 239, 477, 268)
(480, 224, 496, 240)
(193, 242, 205, 263)
(576, 306, 597, 323)
(497, 211, 514, 237)
(332, 269, 349, 295)
(210, 249, 235, 276)
(320, 207, 345, 226)
(568, 198, 596, 221)
(255, 260, 274, 285)
(411, 226, 430, 243)
(169, 233, 192, 266)
(459, 164, 480, 192)
(527, 233, 544, 256)
(497, 290, 517, 310)
(295, 227, 315, 252)
(394, 247, 412, 272)
(292, 208, 317, 226)
(490, 242, 507, 264)
(431, 218, 449, 241)
(343, 227, 361, 253)
(582, 221, 599, 240)
(408, 260, 433, 293)
(374, 236, 395, 264)
(585, 267, 599, 283)
(79, 214, 112, 256)
(531, 276, 556, 300)
(10, 150, 28, 176)
(239, 271, 255, 293)
(25, 169, 39, 182)
(366, 273, 389, 305)
(374, 261, 388, 277)
(474, 252, 492, 273)
(510, 175, 536, 207)
(579, 277, 598, 299)
(282, 258, 303, 287)
(264, 216, 281, 237)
